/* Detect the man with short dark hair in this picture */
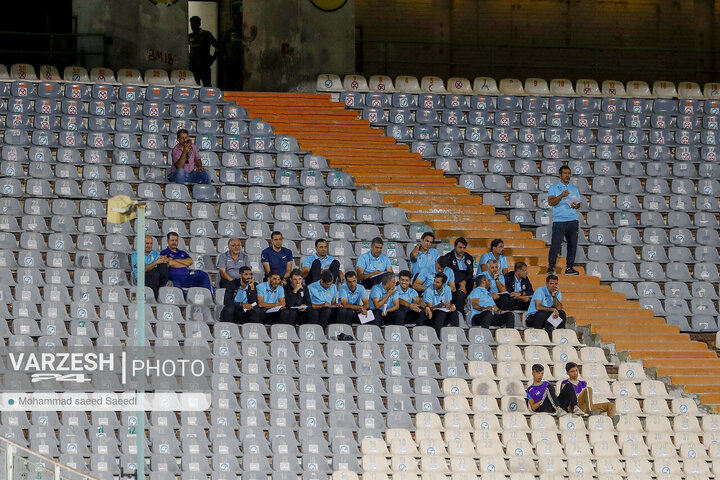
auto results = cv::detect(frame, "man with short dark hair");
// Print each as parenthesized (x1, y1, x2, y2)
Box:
(395, 270, 426, 326)
(369, 272, 400, 326)
(216, 237, 249, 290)
(302, 238, 341, 284)
(422, 272, 459, 334)
(527, 364, 578, 416)
(284, 268, 310, 324)
(441, 237, 474, 312)
(255, 271, 292, 324)
(412, 259, 455, 294)
(525, 274, 567, 335)
(189, 15, 218, 87)
(160, 232, 213, 293)
(356, 237, 393, 289)
(261, 231, 294, 283)
(169, 129, 210, 184)
(547, 165, 581, 275)
(410, 231, 439, 278)
(220, 266, 258, 323)
(131, 235, 169, 299)
(480, 238, 509, 274)
(468, 275, 514, 328)
(504, 261, 534, 311)
(477, 259, 513, 311)
(563, 362, 619, 425)
(307, 270, 339, 328)
(337, 271, 370, 325)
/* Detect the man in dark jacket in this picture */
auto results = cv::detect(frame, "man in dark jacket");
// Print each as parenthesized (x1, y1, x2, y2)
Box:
(440, 237, 474, 312)
(503, 261, 534, 311)
(284, 268, 311, 324)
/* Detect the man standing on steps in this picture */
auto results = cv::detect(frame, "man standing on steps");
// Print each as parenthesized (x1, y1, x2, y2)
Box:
(547, 165, 581, 275)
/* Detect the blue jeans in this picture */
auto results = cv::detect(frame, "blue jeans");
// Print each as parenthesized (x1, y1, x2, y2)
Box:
(170, 270, 214, 295)
(168, 168, 211, 184)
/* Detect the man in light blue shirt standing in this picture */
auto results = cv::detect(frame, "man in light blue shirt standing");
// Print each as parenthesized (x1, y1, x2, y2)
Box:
(526, 274, 566, 335)
(547, 166, 581, 275)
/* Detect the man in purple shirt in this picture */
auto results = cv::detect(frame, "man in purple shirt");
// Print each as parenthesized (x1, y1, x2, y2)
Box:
(562, 362, 619, 425)
(168, 129, 211, 184)
(526, 364, 579, 416)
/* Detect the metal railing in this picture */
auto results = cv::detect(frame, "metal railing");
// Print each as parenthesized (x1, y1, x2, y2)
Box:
(356, 39, 720, 84)
(0, 30, 108, 71)
(0, 436, 100, 480)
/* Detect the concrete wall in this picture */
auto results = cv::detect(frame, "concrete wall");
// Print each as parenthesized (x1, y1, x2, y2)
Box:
(356, 0, 720, 83)
(241, 0, 355, 91)
(74, 0, 189, 73)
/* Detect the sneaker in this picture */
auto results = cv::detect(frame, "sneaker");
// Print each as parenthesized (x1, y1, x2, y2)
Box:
(555, 407, 566, 417)
(166, 280, 174, 287)
(612, 414, 621, 426)
(589, 409, 602, 416)
(564, 267, 580, 275)
(546, 266, 556, 276)
(573, 406, 584, 415)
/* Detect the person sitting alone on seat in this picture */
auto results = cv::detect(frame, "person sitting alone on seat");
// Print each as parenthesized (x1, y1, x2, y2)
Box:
(220, 266, 258, 323)
(168, 128, 211, 184)
(216, 237, 249, 290)
(525, 274, 566, 335)
(254, 271, 292, 325)
(302, 238, 341, 284)
(395, 270, 426, 326)
(337, 271, 370, 325)
(369, 272, 400, 327)
(356, 237, 393, 289)
(468, 274, 514, 329)
(504, 261, 534, 311)
(160, 232, 214, 294)
(422, 272, 459, 334)
(563, 362, 620, 426)
(307, 270, 340, 329)
(526, 364, 579, 416)
(131, 234, 169, 299)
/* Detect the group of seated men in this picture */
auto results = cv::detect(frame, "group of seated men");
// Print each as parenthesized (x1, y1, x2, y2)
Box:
(134, 230, 567, 334)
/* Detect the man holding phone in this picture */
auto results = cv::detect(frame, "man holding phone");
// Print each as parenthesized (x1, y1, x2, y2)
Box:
(169, 128, 211, 184)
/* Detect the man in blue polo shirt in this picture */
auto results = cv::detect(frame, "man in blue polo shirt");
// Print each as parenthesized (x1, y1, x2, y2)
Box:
(131, 235, 169, 299)
(369, 272, 400, 326)
(336, 271, 370, 325)
(160, 232, 214, 294)
(395, 270, 426, 325)
(307, 270, 339, 328)
(547, 165, 581, 275)
(261, 231, 294, 284)
(478, 259, 513, 311)
(422, 272, 459, 334)
(410, 231, 439, 278)
(479, 238, 509, 274)
(301, 238, 341, 284)
(468, 275, 514, 328)
(356, 237, 393, 289)
(255, 271, 292, 325)
(526, 274, 567, 335)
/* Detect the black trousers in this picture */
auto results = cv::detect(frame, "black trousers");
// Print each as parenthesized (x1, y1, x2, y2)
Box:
(146, 264, 169, 299)
(360, 275, 384, 290)
(494, 294, 515, 311)
(420, 310, 459, 335)
(306, 307, 336, 329)
(471, 311, 514, 329)
(395, 305, 426, 326)
(371, 309, 403, 327)
(510, 298, 531, 311)
(533, 382, 577, 413)
(549, 220, 578, 270)
(220, 278, 242, 305)
(307, 259, 340, 285)
(335, 307, 359, 326)
(220, 303, 258, 324)
(253, 308, 294, 325)
(526, 310, 567, 335)
(451, 289, 467, 314)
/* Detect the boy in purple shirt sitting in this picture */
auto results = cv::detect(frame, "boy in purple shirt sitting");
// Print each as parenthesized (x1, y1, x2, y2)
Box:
(526, 364, 580, 416)
(168, 128, 211, 184)
(562, 362, 619, 426)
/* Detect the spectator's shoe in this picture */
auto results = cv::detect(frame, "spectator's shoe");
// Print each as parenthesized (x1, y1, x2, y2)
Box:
(545, 266, 557, 276)
(612, 415, 621, 426)
(166, 281, 174, 287)
(573, 406, 585, 416)
(589, 409, 602, 416)
(564, 268, 580, 276)
(555, 407, 566, 417)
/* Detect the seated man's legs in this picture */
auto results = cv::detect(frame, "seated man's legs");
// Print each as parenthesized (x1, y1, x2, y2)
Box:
(145, 263, 169, 299)
(220, 303, 239, 323)
(380, 309, 402, 326)
(427, 310, 458, 335)
(452, 289, 467, 313)
(526, 310, 566, 335)
(395, 306, 425, 326)
(261, 309, 294, 325)
(577, 387, 617, 417)
(471, 311, 493, 328)
(187, 169, 211, 184)
(219, 277, 240, 292)
(168, 168, 187, 184)
(494, 294, 514, 312)
(495, 311, 515, 328)
(305, 307, 335, 329)
(180, 270, 215, 294)
(360, 275, 383, 290)
(512, 298, 530, 311)
(335, 308, 357, 326)
(556, 381, 579, 412)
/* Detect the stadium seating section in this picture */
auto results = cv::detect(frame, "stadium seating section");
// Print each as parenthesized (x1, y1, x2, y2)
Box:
(0, 60, 718, 479)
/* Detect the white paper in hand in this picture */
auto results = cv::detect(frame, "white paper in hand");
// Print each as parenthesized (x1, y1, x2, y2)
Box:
(547, 312, 563, 328)
(565, 195, 581, 207)
(436, 307, 451, 313)
(358, 310, 375, 324)
(291, 304, 308, 310)
(266, 306, 283, 313)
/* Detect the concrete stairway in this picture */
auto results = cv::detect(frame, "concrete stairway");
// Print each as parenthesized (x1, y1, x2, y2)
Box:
(225, 91, 720, 411)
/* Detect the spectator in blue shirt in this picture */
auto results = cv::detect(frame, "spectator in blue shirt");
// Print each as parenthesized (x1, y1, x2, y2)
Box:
(336, 271, 370, 325)
(160, 232, 214, 295)
(301, 238, 341, 284)
(410, 231, 439, 278)
(421, 272, 459, 334)
(261, 231, 294, 284)
(254, 271, 292, 325)
(131, 235, 169, 299)
(478, 259, 513, 311)
(547, 166, 581, 275)
(412, 261, 455, 294)
(220, 266, 258, 323)
(369, 272, 400, 326)
(480, 238, 509, 274)
(396, 270, 426, 326)
(356, 237, 393, 289)
(307, 270, 339, 329)
(526, 274, 566, 335)
(468, 275, 514, 328)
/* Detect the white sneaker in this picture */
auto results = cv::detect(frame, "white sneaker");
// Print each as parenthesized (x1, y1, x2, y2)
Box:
(573, 406, 584, 415)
